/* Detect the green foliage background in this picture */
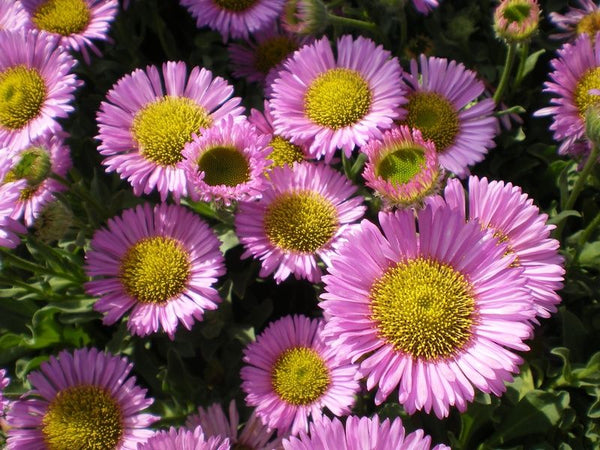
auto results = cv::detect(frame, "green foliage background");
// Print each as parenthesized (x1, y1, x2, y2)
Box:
(1, 0, 599, 448)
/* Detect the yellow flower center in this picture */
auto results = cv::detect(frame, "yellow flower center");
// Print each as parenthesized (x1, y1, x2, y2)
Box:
(131, 96, 211, 166)
(576, 11, 600, 38)
(119, 236, 191, 304)
(212, 0, 256, 11)
(574, 67, 600, 118)
(271, 347, 330, 406)
(267, 136, 305, 169)
(370, 258, 476, 360)
(0, 65, 46, 130)
(197, 146, 250, 187)
(304, 68, 372, 129)
(32, 0, 91, 36)
(264, 191, 338, 253)
(403, 92, 460, 153)
(41, 385, 123, 450)
(254, 37, 298, 75)
(375, 144, 426, 186)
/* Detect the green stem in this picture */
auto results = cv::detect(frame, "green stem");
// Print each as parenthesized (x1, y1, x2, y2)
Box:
(555, 144, 600, 239)
(572, 211, 600, 265)
(514, 42, 529, 88)
(329, 14, 379, 34)
(493, 42, 517, 104)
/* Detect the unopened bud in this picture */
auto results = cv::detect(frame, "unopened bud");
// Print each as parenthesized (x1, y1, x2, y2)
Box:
(282, 0, 329, 36)
(33, 200, 73, 243)
(494, 0, 540, 43)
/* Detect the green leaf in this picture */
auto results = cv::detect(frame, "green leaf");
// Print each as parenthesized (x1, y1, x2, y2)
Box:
(548, 210, 581, 226)
(579, 241, 600, 268)
(521, 49, 545, 80)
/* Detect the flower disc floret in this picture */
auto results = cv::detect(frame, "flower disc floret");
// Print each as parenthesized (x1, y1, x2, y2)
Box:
(197, 146, 250, 187)
(0, 66, 46, 131)
(214, 0, 256, 11)
(255, 36, 298, 75)
(574, 67, 600, 117)
(376, 145, 426, 185)
(32, 0, 91, 36)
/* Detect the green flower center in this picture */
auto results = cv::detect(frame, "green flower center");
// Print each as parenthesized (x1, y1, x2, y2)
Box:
(119, 236, 191, 304)
(271, 347, 330, 406)
(576, 11, 600, 38)
(370, 258, 476, 360)
(267, 136, 305, 169)
(131, 96, 211, 166)
(264, 191, 338, 253)
(41, 385, 123, 450)
(197, 146, 250, 187)
(0, 65, 46, 130)
(304, 68, 372, 129)
(575, 67, 600, 118)
(33, 0, 91, 36)
(375, 145, 426, 186)
(254, 37, 298, 75)
(212, 0, 256, 12)
(4, 146, 52, 186)
(502, 1, 531, 24)
(403, 92, 460, 153)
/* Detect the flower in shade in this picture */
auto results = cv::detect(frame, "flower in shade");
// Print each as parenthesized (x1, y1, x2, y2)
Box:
(249, 101, 308, 170)
(241, 315, 360, 435)
(270, 35, 406, 162)
(186, 400, 283, 450)
(549, 0, 600, 41)
(411, 0, 439, 15)
(282, 415, 450, 450)
(235, 162, 366, 283)
(228, 27, 309, 92)
(321, 205, 535, 418)
(96, 61, 243, 201)
(361, 125, 442, 208)
(181, 116, 271, 205)
(180, 0, 285, 41)
(281, 0, 329, 36)
(535, 33, 600, 155)
(2, 132, 71, 227)
(7, 348, 158, 450)
(138, 427, 230, 450)
(0, 29, 79, 151)
(428, 176, 564, 320)
(400, 55, 497, 177)
(494, 0, 540, 43)
(22, 0, 119, 63)
(0, 168, 26, 249)
(0, 369, 9, 414)
(85, 203, 226, 339)
(0, 0, 30, 31)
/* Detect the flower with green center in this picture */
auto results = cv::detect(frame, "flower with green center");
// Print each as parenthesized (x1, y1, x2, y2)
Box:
(182, 116, 271, 205)
(362, 125, 441, 208)
(549, 0, 600, 41)
(236, 162, 366, 283)
(241, 315, 360, 435)
(536, 33, 600, 155)
(86, 203, 226, 338)
(0, 30, 79, 150)
(401, 55, 497, 176)
(23, 0, 119, 63)
(321, 206, 535, 418)
(7, 348, 158, 449)
(180, 0, 285, 40)
(271, 35, 405, 162)
(97, 61, 243, 201)
(494, 0, 540, 43)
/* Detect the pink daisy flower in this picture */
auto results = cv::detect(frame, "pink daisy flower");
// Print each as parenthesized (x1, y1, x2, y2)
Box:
(429, 176, 564, 320)
(401, 55, 497, 177)
(549, 0, 600, 41)
(361, 125, 442, 208)
(270, 35, 406, 162)
(0, 0, 31, 31)
(321, 205, 536, 418)
(186, 400, 283, 450)
(0, 173, 26, 249)
(411, 0, 439, 15)
(241, 315, 360, 435)
(0, 29, 79, 151)
(180, 0, 285, 41)
(96, 61, 244, 201)
(138, 427, 230, 450)
(181, 115, 271, 206)
(535, 33, 600, 155)
(282, 415, 450, 450)
(85, 203, 226, 339)
(2, 132, 71, 227)
(7, 348, 158, 450)
(22, 0, 119, 64)
(249, 101, 309, 170)
(235, 162, 366, 283)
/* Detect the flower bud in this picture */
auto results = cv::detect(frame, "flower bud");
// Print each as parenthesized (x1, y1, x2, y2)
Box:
(494, 0, 540, 43)
(282, 0, 329, 36)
